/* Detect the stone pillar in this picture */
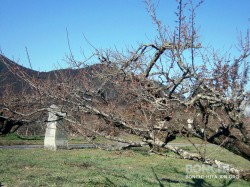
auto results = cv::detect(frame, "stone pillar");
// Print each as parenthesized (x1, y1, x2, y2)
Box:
(44, 105, 68, 150)
(244, 106, 250, 118)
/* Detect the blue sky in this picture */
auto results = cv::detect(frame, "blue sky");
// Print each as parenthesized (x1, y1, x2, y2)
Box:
(0, 0, 249, 71)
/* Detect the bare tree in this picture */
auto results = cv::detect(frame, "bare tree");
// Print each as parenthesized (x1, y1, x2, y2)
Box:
(1, 0, 250, 180)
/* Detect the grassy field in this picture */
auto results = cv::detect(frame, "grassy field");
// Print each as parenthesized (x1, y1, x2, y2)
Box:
(0, 134, 91, 146)
(0, 133, 204, 146)
(1, 134, 250, 186)
(0, 133, 44, 146)
(1, 146, 250, 186)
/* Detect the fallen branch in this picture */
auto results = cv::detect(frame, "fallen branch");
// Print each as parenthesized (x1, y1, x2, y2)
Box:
(144, 138, 250, 181)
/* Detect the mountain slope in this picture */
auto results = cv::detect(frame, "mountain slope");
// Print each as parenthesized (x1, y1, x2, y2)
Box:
(0, 54, 105, 96)
(0, 55, 39, 95)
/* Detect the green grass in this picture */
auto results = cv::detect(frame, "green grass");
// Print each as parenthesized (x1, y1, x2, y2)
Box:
(172, 136, 205, 144)
(0, 147, 249, 186)
(179, 144, 250, 171)
(0, 133, 44, 145)
(0, 133, 206, 146)
(1, 134, 249, 186)
(0, 134, 96, 146)
(0, 134, 114, 146)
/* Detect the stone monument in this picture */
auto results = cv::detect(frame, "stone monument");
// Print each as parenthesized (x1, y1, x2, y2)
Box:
(44, 105, 68, 150)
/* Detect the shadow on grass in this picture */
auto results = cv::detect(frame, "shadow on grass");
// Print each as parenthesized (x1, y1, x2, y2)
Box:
(64, 160, 129, 186)
(16, 135, 44, 141)
(0, 133, 44, 141)
(149, 167, 237, 187)
(131, 147, 151, 156)
(83, 174, 129, 187)
(151, 168, 164, 187)
(102, 176, 119, 187)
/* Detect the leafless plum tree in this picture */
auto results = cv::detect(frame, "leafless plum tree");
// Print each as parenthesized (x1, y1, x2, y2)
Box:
(1, 0, 250, 180)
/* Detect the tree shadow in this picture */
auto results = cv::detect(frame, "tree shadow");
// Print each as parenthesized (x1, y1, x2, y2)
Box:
(102, 176, 128, 187)
(91, 165, 130, 187)
(149, 166, 237, 187)
(17, 135, 43, 140)
(85, 174, 128, 187)
(151, 167, 164, 187)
